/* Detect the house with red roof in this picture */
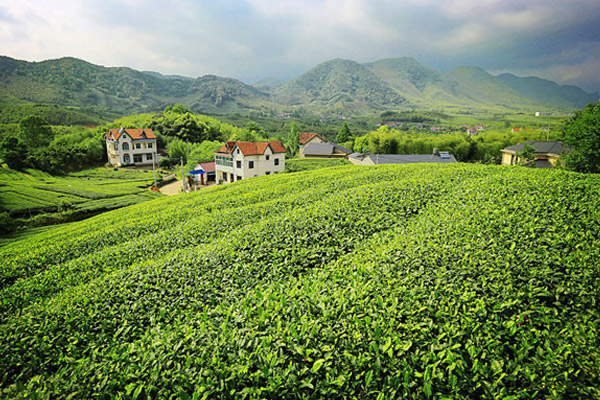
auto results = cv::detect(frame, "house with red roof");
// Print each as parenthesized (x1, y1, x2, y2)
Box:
(105, 127, 157, 167)
(214, 140, 287, 183)
(298, 132, 327, 157)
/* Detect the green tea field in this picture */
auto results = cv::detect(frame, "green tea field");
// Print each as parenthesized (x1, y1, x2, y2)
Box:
(0, 164, 598, 398)
(0, 167, 161, 225)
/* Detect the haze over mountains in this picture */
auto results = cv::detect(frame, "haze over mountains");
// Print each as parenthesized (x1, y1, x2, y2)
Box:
(0, 55, 596, 116)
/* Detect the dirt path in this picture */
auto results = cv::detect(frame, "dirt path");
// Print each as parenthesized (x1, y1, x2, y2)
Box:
(158, 180, 184, 195)
(158, 180, 216, 196)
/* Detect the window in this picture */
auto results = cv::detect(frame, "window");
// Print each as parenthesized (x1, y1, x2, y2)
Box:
(134, 154, 143, 163)
(135, 143, 141, 149)
(215, 155, 233, 167)
(266, 155, 270, 161)
(249, 161, 254, 169)
(122, 143, 129, 150)
(237, 175, 242, 181)
(274, 158, 279, 166)
(236, 160, 242, 168)
(265, 171, 271, 175)
(148, 143, 153, 148)
(146, 153, 153, 161)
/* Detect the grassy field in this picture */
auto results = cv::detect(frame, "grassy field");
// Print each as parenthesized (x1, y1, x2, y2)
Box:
(286, 157, 350, 172)
(0, 163, 598, 398)
(0, 167, 162, 231)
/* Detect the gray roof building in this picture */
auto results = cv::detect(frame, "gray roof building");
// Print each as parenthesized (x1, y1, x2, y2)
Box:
(502, 141, 568, 155)
(352, 153, 457, 165)
(501, 141, 568, 168)
(303, 142, 352, 157)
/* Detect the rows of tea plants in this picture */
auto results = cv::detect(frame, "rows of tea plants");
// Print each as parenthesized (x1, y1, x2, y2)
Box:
(0, 163, 599, 398)
(0, 167, 160, 217)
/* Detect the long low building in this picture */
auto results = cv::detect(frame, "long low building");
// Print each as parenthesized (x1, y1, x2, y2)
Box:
(349, 151, 457, 165)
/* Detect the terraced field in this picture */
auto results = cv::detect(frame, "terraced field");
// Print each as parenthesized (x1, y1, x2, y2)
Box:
(0, 167, 161, 217)
(0, 164, 599, 399)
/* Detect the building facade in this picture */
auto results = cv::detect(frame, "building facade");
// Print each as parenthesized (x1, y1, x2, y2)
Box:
(105, 128, 157, 167)
(214, 141, 287, 183)
(501, 141, 567, 168)
(298, 132, 327, 157)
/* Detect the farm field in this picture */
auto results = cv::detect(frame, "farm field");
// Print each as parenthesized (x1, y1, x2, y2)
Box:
(0, 167, 162, 223)
(0, 163, 599, 398)
(286, 157, 350, 172)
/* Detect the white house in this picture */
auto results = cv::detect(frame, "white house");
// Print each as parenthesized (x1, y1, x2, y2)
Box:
(105, 128, 157, 167)
(214, 140, 287, 183)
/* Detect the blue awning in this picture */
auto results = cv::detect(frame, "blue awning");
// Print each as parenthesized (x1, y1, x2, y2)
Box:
(187, 169, 206, 175)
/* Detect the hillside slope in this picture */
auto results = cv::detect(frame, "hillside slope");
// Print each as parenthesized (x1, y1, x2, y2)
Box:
(1, 55, 596, 115)
(272, 58, 407, 112)
(0, 56, 270, 115)
(1, 164, 599, 398)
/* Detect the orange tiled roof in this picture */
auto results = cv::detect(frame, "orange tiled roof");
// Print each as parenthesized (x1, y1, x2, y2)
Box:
(105, 128, 156, 141)
(215, 141, 287, 156)
(299, 132, 326, 145)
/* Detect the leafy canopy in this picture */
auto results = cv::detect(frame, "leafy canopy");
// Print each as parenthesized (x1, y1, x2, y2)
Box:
(562, 101, 600, 173)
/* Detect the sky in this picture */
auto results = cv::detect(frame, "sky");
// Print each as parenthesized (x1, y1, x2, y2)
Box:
(1, 0, 599, 92)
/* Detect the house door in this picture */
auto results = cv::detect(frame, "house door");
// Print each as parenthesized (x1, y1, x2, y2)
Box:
(123, 154, 131, 164)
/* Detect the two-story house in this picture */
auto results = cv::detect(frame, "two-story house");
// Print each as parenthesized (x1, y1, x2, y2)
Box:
(105, 128, 158, 167)
(214, 141, 287, 183)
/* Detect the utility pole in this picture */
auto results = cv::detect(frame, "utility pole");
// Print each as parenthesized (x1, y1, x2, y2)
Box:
(181, 157, 186, 192)
(152, 152, 157, 188)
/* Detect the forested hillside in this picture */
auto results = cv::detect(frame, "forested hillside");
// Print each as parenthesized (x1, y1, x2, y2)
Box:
(0, 56, 595, 116)
(1, 163, 599, 398)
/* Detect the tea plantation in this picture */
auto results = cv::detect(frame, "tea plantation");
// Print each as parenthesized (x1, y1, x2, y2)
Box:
(0, 163, 599, 399)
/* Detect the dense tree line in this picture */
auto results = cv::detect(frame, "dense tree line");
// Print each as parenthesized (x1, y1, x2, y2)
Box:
(353, 126, 561, 163)
(0, 116, 104, 174)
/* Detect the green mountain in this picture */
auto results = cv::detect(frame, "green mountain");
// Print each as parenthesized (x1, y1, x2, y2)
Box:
(364, 57, 471, 108)
(0, 56, 270, 115)
(2, 163, 599, 397)
(0, 55, 596, 116)
(496, 73, 595, 110)
(252, 77, 286, 90)
(271, 58, 407, 112)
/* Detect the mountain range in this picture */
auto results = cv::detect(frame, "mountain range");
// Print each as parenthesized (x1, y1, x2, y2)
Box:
(0, 55, 596, 116)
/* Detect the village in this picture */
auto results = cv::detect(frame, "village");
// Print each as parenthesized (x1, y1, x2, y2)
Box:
(104, 126, 569, 194)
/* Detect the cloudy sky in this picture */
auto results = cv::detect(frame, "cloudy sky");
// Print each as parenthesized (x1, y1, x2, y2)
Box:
(1, 0, 599, 91)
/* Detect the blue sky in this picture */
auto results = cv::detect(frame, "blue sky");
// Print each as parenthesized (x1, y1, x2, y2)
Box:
(1, 0, 599, 92)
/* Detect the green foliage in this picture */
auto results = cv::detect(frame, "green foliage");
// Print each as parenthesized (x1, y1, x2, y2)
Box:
(285, 157, 350, 172)
(185, 140, 223, 170)
(19, 115, 53, 148)
(0, 164, 598, 398)
(516, 144, 537, 166)
(562, 101, 600, 173)
(336, 122, 352, 143)
(358, 127, 560, 162)
(0, 103, 108, 126)
(285, 121, 300, 157)
(0, 167, 162, 230)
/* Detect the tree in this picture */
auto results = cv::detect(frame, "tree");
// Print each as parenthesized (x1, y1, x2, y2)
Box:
(19, 115, 53, 148)
(516, 144, 537, 166)
(562, 101, 600, 173)
(0, 135, 29, 170)
(336, 122, 351, 143)
(285, 122, 300, 157)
